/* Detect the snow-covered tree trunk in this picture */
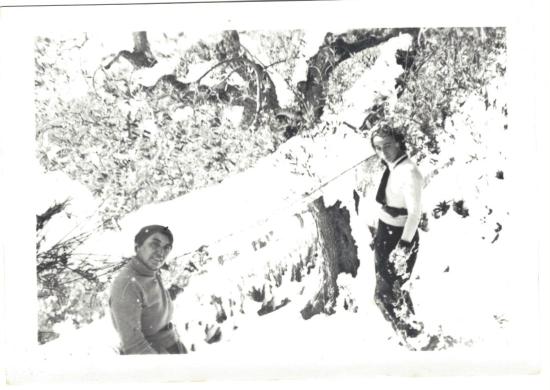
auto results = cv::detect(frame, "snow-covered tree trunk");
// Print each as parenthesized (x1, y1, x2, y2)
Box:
(298, 28, 419, 122)
(301, 197, 359, 319)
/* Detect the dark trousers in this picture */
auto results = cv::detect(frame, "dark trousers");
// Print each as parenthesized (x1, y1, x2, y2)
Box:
(373, 220, 420, 337)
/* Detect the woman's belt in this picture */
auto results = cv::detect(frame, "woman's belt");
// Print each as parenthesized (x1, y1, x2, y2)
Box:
(382, 204, 408, 217)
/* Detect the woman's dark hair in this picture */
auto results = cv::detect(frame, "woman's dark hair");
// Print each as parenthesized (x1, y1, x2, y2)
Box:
(369, 124, 407, 152)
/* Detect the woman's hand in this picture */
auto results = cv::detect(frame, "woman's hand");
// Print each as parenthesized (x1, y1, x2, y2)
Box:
(389, 240, 413, 277)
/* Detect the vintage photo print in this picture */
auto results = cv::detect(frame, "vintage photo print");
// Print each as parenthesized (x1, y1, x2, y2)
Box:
(1, 0, 549, 386)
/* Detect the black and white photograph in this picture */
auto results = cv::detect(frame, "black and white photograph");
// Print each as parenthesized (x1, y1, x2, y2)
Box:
(1, 0, 549, 387)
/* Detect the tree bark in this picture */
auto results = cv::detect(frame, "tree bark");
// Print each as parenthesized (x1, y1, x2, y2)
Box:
(105, 31, 157, 70)
(301, 197, 359, 320)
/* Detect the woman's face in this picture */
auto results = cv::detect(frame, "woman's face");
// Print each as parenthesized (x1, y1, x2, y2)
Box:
(372, 135, 401, 163)
(135, 232, 173, 271)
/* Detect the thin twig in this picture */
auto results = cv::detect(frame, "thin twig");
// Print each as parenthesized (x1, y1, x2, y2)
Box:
(239, 44, 266, 67)
(196, 58, 239, 84)
(265, 59, 290, 69)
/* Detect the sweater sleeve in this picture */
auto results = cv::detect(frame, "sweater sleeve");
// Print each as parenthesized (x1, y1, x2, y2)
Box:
(401, 166, 424, 242)
(110, 279, 158, 354)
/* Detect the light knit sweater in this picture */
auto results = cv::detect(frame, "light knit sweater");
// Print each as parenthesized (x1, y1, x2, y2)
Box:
(109, 257, 178, 354)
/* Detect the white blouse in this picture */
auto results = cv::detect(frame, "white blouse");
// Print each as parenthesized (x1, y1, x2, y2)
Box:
(379, 156, 424, 241)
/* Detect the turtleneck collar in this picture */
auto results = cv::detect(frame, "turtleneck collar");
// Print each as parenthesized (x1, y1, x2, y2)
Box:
(129, 256, 158, 277)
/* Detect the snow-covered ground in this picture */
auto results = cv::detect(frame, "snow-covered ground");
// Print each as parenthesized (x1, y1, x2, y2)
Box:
(38, 125, 524, 362)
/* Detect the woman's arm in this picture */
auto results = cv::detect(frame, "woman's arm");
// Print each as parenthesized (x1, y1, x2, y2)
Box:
(400, 166, 424, 243)
(110, 281, 158, 354)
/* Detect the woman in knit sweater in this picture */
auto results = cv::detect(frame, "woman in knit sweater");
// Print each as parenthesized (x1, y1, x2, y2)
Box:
(110, 225, 186, 354)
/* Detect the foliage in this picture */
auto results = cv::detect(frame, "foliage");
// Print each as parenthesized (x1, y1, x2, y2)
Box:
(36, 199, 121, 343)
(35, 34, 286, 228)
(389, 28, 507, 162)
(35, 28, 507, 228)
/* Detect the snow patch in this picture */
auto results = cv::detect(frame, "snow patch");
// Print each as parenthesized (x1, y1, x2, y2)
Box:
(133, 59, 178, 87)
(337, 33, 413, 128)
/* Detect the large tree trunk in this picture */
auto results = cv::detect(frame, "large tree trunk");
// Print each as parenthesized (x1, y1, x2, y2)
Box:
(301, 197, 359, 320)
